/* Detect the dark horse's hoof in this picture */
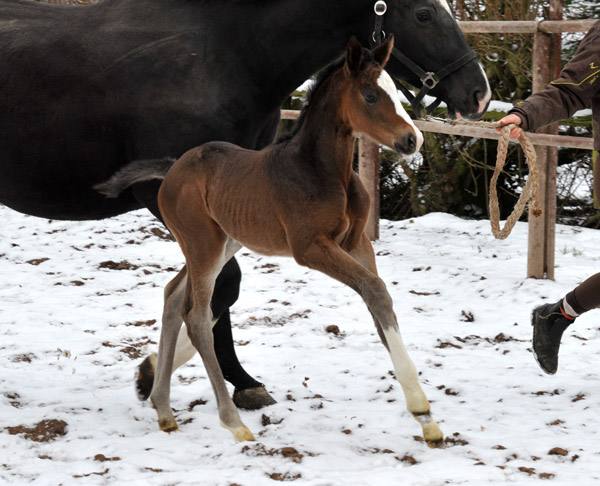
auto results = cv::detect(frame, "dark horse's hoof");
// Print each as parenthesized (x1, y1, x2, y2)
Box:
(233, 386, 277, 410)
(136, 354, 157, 401)
(137, 354, 276, 409)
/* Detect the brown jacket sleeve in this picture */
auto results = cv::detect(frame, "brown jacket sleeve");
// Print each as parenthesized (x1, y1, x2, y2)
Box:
(509, 20, 600, 132)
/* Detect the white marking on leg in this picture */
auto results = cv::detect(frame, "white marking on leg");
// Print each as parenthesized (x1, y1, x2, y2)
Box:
(381, 326, 429, 412)
(377, 70, 423, 151)
(382, 326, 443, 443)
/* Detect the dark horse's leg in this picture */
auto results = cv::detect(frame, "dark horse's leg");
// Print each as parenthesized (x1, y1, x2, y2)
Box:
(211, 258, 276, 408)
(131, 179, 276, 409)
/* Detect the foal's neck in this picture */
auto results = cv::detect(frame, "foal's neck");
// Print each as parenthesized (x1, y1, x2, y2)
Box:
(292, 74, 356, 185)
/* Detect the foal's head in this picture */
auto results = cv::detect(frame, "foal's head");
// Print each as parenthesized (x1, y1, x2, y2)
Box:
(341, 36, 423, 156)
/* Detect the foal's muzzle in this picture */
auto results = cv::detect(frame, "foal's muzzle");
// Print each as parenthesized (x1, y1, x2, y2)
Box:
(394, 131, 420, 156)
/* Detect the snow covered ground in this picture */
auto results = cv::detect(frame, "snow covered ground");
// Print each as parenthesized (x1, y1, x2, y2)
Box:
(1, 204, 600, 485)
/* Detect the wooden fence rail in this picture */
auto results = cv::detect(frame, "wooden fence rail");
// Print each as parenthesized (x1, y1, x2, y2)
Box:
(458, 19, 597, 34)
(282, 18, 596, 278)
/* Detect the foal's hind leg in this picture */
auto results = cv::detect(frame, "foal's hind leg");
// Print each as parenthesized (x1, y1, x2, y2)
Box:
(179, 235, 253, 441)
(294, 235, 443, 447)
(149, 267, 188, 432)
(136, 258, 275, 408)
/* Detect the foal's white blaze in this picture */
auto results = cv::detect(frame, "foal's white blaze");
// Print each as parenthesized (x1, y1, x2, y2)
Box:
(377, 70, 423, 153)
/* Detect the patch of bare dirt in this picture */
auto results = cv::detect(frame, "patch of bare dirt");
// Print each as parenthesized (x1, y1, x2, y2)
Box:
(126, 319, 157, 327)
(325, 324, 340, 335)
(6, 419, 67, 442)
(10, 353, 35, 363)
(437, 334, 525, 350)
(26, 258, 49, 266)
(268, 472, 302, 481)
(409, 289, 440, 296)
(242, 443, 311, 464)
(98, 260, 139, 271)
(253, 263, 279, 274)
(548, 447, 569, 456)
(3, 392, 22, 408)
(94, 454, 121, 462)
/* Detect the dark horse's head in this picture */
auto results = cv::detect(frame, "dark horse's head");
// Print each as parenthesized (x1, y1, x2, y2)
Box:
(366, 0, 490, 119)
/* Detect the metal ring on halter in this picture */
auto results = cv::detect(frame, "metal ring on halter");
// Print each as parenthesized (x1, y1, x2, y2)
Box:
(420, 72, 439, 90)
(372, 29, 386, 44)
(374, 0, 387, 16)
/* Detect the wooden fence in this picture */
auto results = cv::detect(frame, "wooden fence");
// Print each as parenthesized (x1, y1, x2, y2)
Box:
(282, 18, 596, 279)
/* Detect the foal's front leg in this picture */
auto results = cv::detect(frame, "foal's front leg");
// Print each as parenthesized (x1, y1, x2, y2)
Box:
(295, 235, 443, 447)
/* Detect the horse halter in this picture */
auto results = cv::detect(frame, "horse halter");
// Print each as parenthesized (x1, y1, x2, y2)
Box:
(369, 0, 479, 118)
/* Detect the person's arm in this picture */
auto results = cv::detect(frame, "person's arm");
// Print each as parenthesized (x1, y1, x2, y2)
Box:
(500, 20, 600, 137)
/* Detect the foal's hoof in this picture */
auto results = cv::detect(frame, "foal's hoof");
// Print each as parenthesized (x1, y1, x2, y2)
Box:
(135, 354, 157, 401)
(233, 386, 276, 410)
(426, 437, 446, 449)
(234, 427, 256, 442)
(413, 412, 444, 448)
(159, 418, 179, 434)
(421, 417, 444, 448)
(221, 422, 256, 442)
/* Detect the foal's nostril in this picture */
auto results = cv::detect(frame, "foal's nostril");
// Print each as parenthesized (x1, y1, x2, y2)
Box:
(395, 133, 417, 155)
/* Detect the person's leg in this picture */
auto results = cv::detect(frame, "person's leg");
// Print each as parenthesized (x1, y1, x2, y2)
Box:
(532, 272, 600, 374)
(564, 273, 600, 316)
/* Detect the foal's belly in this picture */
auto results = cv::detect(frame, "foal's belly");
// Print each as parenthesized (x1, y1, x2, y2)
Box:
(217, 220, 293, 258)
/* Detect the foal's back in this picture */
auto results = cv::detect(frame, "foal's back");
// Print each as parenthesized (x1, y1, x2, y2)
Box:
(158, 140, 354, 258)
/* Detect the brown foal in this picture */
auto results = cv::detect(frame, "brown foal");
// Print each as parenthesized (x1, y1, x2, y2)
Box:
(148, 37, 442, 446)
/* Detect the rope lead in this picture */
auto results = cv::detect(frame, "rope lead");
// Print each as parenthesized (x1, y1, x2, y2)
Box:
(444, 120, 542, 239)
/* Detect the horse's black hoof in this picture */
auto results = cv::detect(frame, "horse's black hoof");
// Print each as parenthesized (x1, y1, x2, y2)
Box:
(233, 386, 276, 410)
(135, 354, 156, 401)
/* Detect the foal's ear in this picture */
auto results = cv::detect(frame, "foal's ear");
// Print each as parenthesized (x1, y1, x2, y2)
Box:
(345, 36, 364, 75)
(373, 34, 395, 68)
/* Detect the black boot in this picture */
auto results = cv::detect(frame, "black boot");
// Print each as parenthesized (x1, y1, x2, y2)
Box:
(531, 301, 573, 375)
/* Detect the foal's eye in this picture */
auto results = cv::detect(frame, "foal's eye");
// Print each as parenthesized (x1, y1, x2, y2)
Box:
(415, 9, 432, 23)
(363, 93, 378, 104)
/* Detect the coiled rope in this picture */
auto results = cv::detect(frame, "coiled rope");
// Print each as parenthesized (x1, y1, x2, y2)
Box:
(444, 119, 542, 240)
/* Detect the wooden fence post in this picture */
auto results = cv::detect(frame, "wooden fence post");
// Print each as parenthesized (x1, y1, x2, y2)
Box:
(358, 136, 380, 240)
(527, 29, 555, 279)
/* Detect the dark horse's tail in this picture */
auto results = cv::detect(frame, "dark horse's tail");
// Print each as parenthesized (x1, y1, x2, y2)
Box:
(94, 158, 175, 198)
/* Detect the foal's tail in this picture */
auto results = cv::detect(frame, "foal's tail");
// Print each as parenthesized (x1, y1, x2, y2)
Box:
(94, 158, 176, 198)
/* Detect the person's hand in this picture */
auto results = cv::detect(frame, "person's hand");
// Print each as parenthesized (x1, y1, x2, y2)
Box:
(497, 114, 523, 139)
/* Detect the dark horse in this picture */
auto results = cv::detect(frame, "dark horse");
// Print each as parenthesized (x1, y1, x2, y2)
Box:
(0, 0, 490, 409)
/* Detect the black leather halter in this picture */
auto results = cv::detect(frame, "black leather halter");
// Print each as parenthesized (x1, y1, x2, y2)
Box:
(369, 0, 478, 118)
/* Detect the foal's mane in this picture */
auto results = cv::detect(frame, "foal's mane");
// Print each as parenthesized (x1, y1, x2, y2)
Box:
(277, 47, 378, 144)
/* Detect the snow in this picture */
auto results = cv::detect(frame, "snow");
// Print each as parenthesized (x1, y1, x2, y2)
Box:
(2, 204, 600, 485)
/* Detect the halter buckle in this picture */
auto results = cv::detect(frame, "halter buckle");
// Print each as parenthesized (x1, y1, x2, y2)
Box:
(372, 29, 386, 44)
(420, 72, 439, 90)
(374, 0, 387, 16)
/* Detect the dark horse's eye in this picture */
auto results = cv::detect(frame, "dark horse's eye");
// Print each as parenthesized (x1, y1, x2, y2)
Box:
(363, 93, 378, 104)
(415, 9, 432, 23)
